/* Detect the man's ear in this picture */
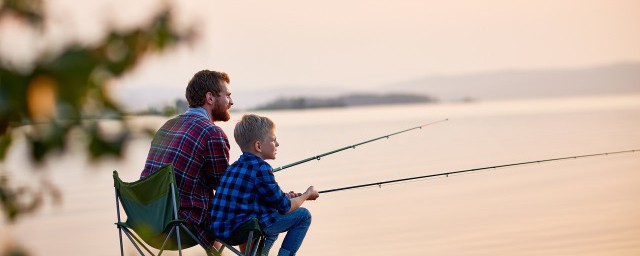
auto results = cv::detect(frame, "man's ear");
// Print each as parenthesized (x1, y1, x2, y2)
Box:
(254, 140, 262, 153)
(206, 92, 214, 104)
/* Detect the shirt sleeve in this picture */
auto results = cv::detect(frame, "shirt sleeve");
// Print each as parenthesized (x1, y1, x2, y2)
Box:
(254, 163, 291, 214)
(204, 129, 230, 189)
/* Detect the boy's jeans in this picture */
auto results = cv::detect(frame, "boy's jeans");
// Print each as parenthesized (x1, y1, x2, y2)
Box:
(261, 207, 312, 256)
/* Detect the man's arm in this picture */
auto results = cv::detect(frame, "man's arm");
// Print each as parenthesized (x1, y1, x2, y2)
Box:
(204, 130, 230, 188)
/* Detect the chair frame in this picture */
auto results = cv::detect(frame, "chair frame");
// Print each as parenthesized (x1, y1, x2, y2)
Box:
(114, 169, 264, 256)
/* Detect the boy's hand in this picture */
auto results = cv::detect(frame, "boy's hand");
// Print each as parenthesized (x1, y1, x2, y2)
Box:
(304, 186, 320, 201)
(286, 191, 302, 198)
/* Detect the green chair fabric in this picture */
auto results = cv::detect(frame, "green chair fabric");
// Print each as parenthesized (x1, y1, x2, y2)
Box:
(114, 164, 186, 249)
(226, 218, 263, 246)
(113, 164, 265, 256)
(113, 164, 213, 255)
(226, 218, 265, 256)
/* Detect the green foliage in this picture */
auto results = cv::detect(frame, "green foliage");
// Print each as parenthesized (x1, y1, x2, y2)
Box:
(0, 175, 60, 223)
(0, 0, 43, 26)
(0, 0, 194, 222)
(0, 244, 30, 256)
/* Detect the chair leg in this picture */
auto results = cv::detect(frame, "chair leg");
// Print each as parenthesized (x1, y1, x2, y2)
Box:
(157, 226, 177, 256)
(178, 223, 218, 256)
(176, 226, 183, 256)
(245, 231, 254, 255)
(213, 245, 224, 256)
(121, 228, 147, 256)
(249, 237, 262, 256)
(169, 184, 183, 256)
(118, 226, 125, 256)
(219, 241, 243, 256)
(115, 190, 125, 256)
(126, 228, 155, 255)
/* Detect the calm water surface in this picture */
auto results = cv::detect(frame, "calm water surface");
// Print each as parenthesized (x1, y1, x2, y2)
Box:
(2, 94, 639, 255)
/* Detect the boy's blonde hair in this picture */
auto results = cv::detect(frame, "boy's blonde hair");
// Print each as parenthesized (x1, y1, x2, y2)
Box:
(234, 114, 275, 152)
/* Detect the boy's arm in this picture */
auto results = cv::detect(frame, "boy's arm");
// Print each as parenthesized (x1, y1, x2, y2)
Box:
(286, 186, 319, 214)
(254, 166, 292, 214)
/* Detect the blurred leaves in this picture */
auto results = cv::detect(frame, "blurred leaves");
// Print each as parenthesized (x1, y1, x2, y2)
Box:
(0, 0, 44, 27)
(0, 0, 195, 222)
(0, 175, 61, 222)
(0, 243, 30, 256)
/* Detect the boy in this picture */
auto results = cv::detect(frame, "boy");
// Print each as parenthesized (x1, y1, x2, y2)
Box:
(211, 114, 319, 256)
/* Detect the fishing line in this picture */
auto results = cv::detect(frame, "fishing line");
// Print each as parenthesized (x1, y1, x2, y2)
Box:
(319, 149, 640, 194)
(272, 118, 449, 173)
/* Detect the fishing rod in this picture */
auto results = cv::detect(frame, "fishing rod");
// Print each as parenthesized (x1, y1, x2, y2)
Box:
(272, 118, 449, 173)
(319, 149, 640, 194)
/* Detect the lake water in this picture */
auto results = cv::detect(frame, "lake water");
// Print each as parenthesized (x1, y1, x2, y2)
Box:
(1, 94, 640, 255)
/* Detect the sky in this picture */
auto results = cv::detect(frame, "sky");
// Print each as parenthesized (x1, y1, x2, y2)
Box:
(2, 0, 640, 109)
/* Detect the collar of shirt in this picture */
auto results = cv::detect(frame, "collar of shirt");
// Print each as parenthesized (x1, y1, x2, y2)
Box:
(241, 151, 262, 161)
(240, 152, 272, 169)
(185, 107, 211, 120)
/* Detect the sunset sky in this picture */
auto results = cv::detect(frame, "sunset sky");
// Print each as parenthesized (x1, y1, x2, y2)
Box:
(2, 0, 639, 109)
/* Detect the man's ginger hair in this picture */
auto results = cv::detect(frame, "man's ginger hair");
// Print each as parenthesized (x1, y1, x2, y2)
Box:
(185, 70, 230, 107)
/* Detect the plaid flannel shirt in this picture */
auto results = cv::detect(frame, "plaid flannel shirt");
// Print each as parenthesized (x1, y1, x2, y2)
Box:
(141, 108, 230, 247)
(210, 152, 291, 239)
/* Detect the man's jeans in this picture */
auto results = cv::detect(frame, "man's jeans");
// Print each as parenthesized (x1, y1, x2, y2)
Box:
(261, 208, 312, 256)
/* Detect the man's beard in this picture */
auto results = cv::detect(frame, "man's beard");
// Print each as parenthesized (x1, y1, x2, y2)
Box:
(211, 104, 231, 122)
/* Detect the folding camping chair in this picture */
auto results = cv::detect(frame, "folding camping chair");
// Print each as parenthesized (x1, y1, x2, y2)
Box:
(113, 164, 265, 256)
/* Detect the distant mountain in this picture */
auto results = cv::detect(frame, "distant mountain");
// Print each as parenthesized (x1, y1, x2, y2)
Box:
(232, 86, 350, 110)
(390, 63, 640, 101)
(117, 62, 640, 111)
(254, 93, 435, 110)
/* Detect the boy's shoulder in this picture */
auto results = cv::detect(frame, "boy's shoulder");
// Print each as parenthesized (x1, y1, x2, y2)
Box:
(229, 153, 273, 174)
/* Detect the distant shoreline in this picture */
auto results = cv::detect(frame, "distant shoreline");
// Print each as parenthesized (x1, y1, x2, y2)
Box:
(252, 93, 438, 110)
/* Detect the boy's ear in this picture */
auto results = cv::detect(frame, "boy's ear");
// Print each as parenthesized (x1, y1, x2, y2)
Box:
(254, 140, 262, 153)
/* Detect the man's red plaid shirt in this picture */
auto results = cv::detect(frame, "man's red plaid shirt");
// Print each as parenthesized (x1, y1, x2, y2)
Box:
(141, 111, 230, 247)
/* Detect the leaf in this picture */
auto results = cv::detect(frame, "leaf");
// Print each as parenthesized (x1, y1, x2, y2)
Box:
(0, 0, 195, 223)
(0, 133, 13, 159)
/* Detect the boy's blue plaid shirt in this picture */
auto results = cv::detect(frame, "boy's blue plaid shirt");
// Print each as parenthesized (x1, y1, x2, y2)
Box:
(210, 152, 291, 238)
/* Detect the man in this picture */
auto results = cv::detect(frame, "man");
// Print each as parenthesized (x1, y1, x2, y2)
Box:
(141, 70, 234, 249)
